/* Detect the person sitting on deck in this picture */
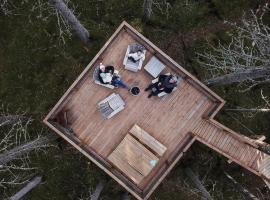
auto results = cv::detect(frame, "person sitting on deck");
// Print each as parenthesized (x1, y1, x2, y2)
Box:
(128, 49, 145, 63)
(98, 64, 130, 90)
(145, 74, 178, 98)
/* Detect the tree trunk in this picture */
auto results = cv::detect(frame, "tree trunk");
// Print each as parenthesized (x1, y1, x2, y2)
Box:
(90, 180, 105, 200)
(0, 115, 30, 126)
(225, 108, 270, 112)
(143, 0, 153, 21)
(120, 192, 130, 200)
(224, 172, 259, 200)
(9, 176, 42, 200)
(184, 168, 213, 200)
(204, 68, 270, 86)
(263, 179, 270, 190)
(49, 0, 90, 44)
(0, 135, 58, 165)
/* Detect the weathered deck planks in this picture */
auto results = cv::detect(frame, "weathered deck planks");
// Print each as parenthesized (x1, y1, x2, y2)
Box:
(59, 29, 215, 189)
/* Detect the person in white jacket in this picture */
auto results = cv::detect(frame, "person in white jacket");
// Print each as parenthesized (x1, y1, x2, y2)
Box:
(128, 50, 145, 63)
(98, 64, 130, 89)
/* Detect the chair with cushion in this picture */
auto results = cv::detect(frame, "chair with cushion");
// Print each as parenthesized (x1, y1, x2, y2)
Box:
(97, 93, 125, 119)
(93, 66, 115, 89)
(123, 43, 146, 72)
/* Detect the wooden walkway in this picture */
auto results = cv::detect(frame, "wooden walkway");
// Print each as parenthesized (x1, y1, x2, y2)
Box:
(192, 119, 270, 179)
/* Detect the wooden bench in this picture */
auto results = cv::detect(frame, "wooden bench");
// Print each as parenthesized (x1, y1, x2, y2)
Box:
(108, 134, 159, 184)
(129, 124, 167, 157)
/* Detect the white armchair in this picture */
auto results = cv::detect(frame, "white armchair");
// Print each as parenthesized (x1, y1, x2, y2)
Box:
(123, 44, 146, 72)
(97, 93, 125, 119)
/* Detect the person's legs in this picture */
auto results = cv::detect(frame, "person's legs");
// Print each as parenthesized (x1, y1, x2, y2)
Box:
(145, 82, 159, 91)
(112, 79, 129, 89)
(148, 89, 161, 98)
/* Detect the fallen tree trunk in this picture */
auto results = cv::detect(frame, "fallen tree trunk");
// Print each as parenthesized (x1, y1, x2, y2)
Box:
(9, 176, 42, 200)
(184, 168, 213, 200)
(225, 108, 270, 112)
(0, 135, 58, 165)
(224, 172, 259, 200)
(0, 115, 30, 126)
(204, 68, 270, 87)
(263, 179, 270, 190)
(49, 0, 90, 44)
(90, 180, 105, 200)
(143, 0, 153, 21)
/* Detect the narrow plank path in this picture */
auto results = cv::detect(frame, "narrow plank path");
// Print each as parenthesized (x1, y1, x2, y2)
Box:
(192, 119, 270, 180)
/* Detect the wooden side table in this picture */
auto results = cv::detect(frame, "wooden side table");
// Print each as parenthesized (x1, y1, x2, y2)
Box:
(144, 56, 166, 78)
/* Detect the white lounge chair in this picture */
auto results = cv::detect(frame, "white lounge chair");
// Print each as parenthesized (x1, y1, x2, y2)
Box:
(97, 93, 125, 119)
(123, 44, 146, 72)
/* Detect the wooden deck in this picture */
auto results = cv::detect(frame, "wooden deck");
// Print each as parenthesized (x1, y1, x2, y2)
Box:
(43, 22, 270, 200)
(62, 29, 214, 189)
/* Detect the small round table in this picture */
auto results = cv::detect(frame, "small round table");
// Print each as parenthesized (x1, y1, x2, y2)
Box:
(130, 86, 140, 96)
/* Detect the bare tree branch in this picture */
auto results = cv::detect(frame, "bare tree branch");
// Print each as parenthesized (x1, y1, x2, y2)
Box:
(0, 135, 57, 166)
(225, 90, 270, 116)
(184, 168, 213, 200)
(0, 105, 57, 191)
(224, 172, 259, 200)
(197, 5, 270, 89)
(9, 176, 42, 200)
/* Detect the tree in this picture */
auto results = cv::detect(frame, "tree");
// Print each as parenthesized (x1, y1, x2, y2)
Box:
(143, 0, 153, 21)
(197, 5, 270, 89)
(225, 90, 270, 113)
(184, 168, 213, 200)
(9, 176, 43, 200)
(78, 178, 106, 200)
(90, 179, 105, 200)
(0, 135, 57, 166)
(224, 172, 259, 200)
(0, 106, 57, 196)
(0, 0, 13, 15)
(49, 0, 90, 44)
(0, 115, 35, 190)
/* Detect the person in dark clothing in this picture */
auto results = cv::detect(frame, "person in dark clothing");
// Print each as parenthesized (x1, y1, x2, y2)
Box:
(145, 74, 178, 98)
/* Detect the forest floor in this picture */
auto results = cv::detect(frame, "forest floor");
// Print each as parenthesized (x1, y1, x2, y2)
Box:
(1, 0, 270, 199)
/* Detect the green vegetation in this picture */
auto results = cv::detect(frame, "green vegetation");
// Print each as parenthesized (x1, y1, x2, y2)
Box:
(1, 0, 269, 199)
